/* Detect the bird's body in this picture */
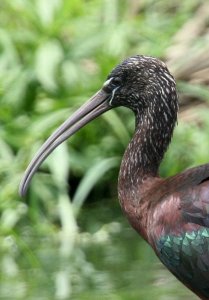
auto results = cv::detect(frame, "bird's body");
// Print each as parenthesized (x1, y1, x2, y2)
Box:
(19, 55, 209, 299)
(120, 162, 209, 299)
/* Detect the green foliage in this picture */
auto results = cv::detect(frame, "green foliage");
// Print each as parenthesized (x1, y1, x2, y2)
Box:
(0, 0, 209, 299)
(161, 109, 209, 176)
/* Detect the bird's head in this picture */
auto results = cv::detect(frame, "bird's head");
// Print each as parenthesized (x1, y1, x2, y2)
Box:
(103, 55, 177, 115)
(19, 55, 178, 196)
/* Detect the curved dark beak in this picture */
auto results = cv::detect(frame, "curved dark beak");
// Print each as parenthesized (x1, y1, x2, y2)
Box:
(19, 89, 111, 197)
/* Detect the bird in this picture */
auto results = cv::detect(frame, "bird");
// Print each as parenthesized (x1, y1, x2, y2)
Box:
(19, 55, 209, 299)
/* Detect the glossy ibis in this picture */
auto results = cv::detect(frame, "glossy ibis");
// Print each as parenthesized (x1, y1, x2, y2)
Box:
(19, 55, 209, 299)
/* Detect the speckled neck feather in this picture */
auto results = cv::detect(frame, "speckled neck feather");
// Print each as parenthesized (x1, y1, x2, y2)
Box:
(118, 58, 178, 203)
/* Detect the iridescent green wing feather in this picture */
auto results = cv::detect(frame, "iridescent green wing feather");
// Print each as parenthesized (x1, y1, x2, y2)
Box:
(156, 228, 209, 298)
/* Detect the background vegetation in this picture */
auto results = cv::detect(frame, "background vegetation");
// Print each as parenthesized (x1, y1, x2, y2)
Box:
(1, 0, 209, 299)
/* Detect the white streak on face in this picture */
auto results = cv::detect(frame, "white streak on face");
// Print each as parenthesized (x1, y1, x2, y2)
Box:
(103, 77, 113, 88)
(109, 87, 119, 105)
(102, 77, 119, 106)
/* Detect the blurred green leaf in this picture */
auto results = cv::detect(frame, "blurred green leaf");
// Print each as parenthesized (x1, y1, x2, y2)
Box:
(178, 81, 209, 102)
(102, 110, 130, 147)
(36, 0, 61, 27)
(72, 157, 119, 215)
(35, 40, 64, 91)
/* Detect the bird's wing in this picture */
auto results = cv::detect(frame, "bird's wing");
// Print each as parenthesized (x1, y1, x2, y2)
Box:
(150, 164, 209, 298)
(166, 162, 209, 192)
(167, 163, 209, 228)
(153, 164, 209, 298)
(180, 181, 209, 228)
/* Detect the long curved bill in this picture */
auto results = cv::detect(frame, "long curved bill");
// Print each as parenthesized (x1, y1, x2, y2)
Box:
(19, 89, 111, 197)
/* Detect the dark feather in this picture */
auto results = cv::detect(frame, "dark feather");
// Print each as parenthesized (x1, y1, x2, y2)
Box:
(156, 228, 209, 299)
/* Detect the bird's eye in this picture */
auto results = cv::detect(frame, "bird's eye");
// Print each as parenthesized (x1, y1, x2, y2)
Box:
(111, 77, 122, 87)
(103, 77, 122, 92)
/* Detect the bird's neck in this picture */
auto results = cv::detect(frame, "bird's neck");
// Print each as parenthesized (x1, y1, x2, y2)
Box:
(118, 107, 177, 205)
